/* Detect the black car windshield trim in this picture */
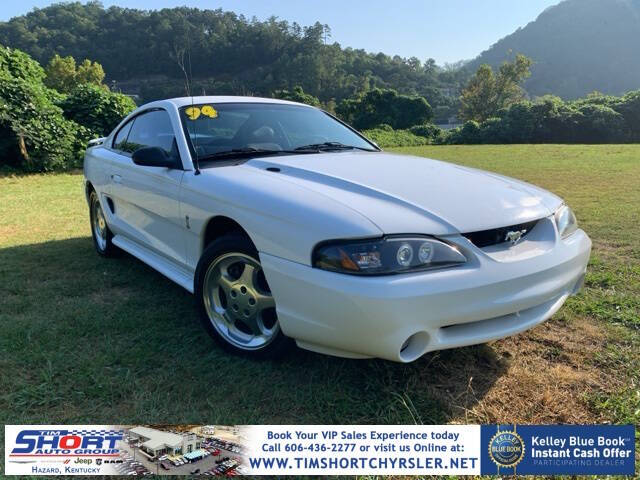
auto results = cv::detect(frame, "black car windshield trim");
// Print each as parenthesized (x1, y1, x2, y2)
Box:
(196, 147, 319, 162)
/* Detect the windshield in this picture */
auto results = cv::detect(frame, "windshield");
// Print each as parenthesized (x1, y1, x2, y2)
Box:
(179, 102, 377, 160)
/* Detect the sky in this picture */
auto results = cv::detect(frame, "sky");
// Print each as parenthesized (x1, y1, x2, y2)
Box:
(0, 0, 561, 64)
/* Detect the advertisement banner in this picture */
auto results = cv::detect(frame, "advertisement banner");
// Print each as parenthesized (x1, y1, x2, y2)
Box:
(4, 424, 635, 476)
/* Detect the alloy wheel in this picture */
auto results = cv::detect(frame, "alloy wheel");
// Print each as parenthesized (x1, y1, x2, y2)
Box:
(202, 253, 279, 350)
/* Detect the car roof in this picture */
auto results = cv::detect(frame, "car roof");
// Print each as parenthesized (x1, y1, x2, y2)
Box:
(140, 95, 314, 111)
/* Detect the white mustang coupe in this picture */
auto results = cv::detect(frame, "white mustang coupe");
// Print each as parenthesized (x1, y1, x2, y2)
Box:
(83, 96, 591, 362)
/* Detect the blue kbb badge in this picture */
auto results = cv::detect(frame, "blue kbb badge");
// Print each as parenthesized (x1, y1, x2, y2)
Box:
(488, 427, 525, 472)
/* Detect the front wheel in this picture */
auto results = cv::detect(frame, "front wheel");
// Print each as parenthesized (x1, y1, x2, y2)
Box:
(195, 233, 291, 358)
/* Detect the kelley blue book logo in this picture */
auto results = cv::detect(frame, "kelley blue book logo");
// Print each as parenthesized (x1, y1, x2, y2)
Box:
(488, 428, 525, 469)
(480, 424, 635, 476)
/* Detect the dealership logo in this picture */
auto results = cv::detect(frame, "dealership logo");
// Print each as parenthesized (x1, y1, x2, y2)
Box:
(9, 429, 124, 457)
(488, 429, 525, 469)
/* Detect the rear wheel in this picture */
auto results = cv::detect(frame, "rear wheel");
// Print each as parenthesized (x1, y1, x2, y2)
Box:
(195, 233, 290, 358)
(89, 190, 117, 257)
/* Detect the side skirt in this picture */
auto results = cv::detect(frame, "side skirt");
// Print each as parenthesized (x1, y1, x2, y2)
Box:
(112, 234, 195, 293)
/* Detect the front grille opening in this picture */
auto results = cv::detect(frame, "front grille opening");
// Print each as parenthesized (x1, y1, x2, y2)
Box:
(462, 219, 540, 248)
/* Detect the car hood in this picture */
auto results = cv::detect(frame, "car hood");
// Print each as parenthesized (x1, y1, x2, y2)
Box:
(244, 151, 563, 234)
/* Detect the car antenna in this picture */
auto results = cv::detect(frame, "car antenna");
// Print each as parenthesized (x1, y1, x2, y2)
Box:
(186, 20, 201, 176)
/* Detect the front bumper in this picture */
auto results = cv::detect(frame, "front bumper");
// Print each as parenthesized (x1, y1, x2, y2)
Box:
(260, 222, 591, 362)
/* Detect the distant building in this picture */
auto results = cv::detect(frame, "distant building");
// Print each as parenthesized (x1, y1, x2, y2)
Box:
(199, 425, 216, 436)
(129, 426, 201, 458)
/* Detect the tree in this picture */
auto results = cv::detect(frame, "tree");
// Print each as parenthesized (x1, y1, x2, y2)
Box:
(459, 54, 532, 122)
(44, 54, 106, 93)
(76, 59, 105, 85)
(613, 91, 640, 141)
(571, 104, 625, 143)
(0, 2, 471, 108)
(44, 54, 78, 92)
(336, 88, 432, 130)
(273, 86, 320, 106)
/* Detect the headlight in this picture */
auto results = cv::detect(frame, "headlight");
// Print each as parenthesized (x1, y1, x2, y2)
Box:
(554, 205, 578, 239)
(312, 236, 467, 275)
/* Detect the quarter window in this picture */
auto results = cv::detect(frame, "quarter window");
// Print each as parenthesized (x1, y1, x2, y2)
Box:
(113, 120, 133, 151)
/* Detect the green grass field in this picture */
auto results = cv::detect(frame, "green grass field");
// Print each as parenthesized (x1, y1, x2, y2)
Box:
(1, 145, 639, 475)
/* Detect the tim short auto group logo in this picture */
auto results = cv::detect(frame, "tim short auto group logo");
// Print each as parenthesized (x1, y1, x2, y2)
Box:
(8, 428, 124, 474)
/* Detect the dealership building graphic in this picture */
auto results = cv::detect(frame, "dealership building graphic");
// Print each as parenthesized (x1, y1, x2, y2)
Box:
(128, 427, 201, 458)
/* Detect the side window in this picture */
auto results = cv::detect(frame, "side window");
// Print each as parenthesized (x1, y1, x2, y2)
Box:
(123, 110, 178, 158)
(113, 120, 133, 151)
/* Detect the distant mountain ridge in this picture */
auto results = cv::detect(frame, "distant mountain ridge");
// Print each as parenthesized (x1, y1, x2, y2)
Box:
(1, 0, 638, 102)
(470, 0, 640, 99)
(0, 1, 467, 113)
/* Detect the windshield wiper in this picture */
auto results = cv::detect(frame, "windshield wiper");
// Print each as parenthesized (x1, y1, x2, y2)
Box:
(196, 143, 375, 162)
(197, 147, 325, 162)
(294, 142, 376, 152)
(197, 148, 285, 161)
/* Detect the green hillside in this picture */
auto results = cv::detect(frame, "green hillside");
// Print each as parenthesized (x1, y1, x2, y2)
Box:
(0, 1, 466, 112)
(471, 0, 640, 99)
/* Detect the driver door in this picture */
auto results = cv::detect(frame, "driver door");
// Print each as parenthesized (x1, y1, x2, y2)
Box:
(108, 109, 187, 268)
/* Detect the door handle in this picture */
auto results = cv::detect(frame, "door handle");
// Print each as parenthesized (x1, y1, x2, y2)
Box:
(111, 174, 122, 183)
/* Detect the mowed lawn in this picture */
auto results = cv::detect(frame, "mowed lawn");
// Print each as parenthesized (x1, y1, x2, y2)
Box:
(1, 145, 638, 468)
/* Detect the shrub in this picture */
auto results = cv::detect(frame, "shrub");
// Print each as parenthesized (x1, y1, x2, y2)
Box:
(613, 90, 640, 141)
(445, 89, 640, 144)
(573, 104, 625, 143)
(0, 45, 89, 172)
(59, 83, 136, 136)
(408, 124, 445, 143)
(362, 127, 431, 148)
(337, 88, 432, 130)
(446, 120, 482, 144)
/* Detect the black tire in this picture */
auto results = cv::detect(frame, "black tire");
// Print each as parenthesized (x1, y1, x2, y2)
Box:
(89, 189, 118, 257)
(195, 232, 291, 358)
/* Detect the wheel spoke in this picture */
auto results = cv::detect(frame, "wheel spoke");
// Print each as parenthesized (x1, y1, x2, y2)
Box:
(217, 274, 234, 296)
(255, 292, 275, 311)
(238, 263, 256, 285)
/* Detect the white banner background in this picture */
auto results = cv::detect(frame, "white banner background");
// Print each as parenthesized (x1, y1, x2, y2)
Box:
(246, 425, 481, 475)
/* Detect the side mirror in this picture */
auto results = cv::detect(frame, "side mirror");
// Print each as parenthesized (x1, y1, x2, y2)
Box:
(132, 147, 177, 168)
